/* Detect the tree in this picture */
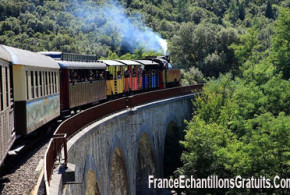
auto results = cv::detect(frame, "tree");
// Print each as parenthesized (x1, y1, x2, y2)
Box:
(181, 66, 205, 86)
(270, 7, 290, 79)
(265, 1, 274, 19)
(239, 2, 245, 20)
(178, 7, 290, 194)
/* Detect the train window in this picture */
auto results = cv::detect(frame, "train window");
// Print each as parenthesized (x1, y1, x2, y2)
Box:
(68, 70, 71, 83)
(116, 66, 121, 79)
(26, 71, 29, 100)
(108, 66, 114, 79)
(51, 72, 54, 93)
(54, 72, 56, 93)
(79, 70, 83, 82)
(57, 72, 59, 92)
(81, 70, 85, 82)
(97, 70, 101, 80)
(69, 70, 73, 83)
(54, 72, 57, 93)
(35, 71, 39, 98)
(51, 72, 54, 94)
(89, 70, 93, 81)
(77, 70, 82, 82)
(101, 70, 105, 80)
(52, 72, 54, 93)
(45, 71, 48, 95)
(48, 72, 51, 95)
(9, 65, 13, 108)
(71, 70, 76, 83)
(0, 68, 3, 110)
(5, 67, 9, 107)
(31, 71, 35, 99)
(39, 72, 43, 97)
(82, 70, 86, 82)
(124, 67, 130, 78)
(85, 70, 90, 82)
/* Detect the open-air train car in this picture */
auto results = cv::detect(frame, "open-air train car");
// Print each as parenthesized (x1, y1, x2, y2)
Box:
(99, 60, 125, 96)
(135, 60, 159, 90)
(4, 46, 60, 135)
(0, 45, 15, 166)
(58, 60, 107, 112)
(116, 60, 142, 93)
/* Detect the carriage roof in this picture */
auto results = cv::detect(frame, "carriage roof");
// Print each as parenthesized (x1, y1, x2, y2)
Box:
(2, 45, 59, 69)
(115, 60, 141, 66)
(98, 60, 124, 66)
(57, 61, 106, 69)
(0, 45, 12, 62)
(134, 60, 159, 66)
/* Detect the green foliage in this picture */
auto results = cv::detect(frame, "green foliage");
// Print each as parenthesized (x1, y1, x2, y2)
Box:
(0, 0, 288, 62)
(270, 7, 290, 79)
(170, 22, 238, 77)
(181, 66, 205, 86)
(179, 8, 290, 194)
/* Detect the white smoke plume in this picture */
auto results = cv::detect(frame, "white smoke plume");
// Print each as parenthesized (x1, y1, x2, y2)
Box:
(75, 0, 167, 55)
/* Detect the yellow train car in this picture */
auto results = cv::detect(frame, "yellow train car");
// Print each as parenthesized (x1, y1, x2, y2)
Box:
(99, 60, 125, 96)
(162, 68, 181, 87)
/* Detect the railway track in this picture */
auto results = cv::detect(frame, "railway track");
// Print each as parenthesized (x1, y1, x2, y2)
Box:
(0, 106, 86, 195)
(0, 118, 64, 195)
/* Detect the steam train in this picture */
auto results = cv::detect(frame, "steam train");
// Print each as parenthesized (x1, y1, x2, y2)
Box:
(0, 45, 181, 167)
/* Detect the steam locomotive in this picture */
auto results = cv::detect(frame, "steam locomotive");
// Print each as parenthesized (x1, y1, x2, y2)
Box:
(0, 45, 181, 167)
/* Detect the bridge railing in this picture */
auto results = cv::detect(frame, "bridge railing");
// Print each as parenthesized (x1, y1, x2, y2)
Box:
(44, 84, 203, 191)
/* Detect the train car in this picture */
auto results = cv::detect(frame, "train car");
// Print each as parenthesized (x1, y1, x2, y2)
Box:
(39, 52, 107, 113)
(116, 60, 142, 93)
(99, 60, 125, 96)
(0, 45, 16, 167)
(135, 60, 159, 90)
(146, 56, 181, 89)
(3, 46, 60, 135)
(58, 60, 107, 112)
(158, 57, 180, 88)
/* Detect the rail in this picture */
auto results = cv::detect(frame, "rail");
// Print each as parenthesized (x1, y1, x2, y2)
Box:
(44, 84, 203, 191)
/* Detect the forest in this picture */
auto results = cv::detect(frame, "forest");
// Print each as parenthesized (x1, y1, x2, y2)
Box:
(0, 0, 289, 193)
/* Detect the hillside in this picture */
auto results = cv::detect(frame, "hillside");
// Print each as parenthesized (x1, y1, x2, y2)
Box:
(0, 1, 288, 73)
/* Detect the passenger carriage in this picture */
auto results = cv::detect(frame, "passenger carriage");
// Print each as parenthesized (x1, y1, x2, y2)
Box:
(135, 60, 159, 90)
(99, 60, 125, 96)
(58, 60, 106, 112)
(4, 46, 60, 135)
(39, 52, 107, 113)
(144, 56, 181, 89)
(116, 60, 142, 93)
(0, 45, 16, 166)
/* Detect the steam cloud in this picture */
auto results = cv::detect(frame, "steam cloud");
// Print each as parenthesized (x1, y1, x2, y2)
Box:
(75, 1, 167, 55)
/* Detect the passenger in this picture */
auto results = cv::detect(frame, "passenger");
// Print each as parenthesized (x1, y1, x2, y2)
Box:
(125, 69, 130, 78)
(89, 71, 94, 81)
(73, 71, 78, 83)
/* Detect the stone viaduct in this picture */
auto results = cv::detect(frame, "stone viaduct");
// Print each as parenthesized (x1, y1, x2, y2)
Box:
(48, 94, 195, 195)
